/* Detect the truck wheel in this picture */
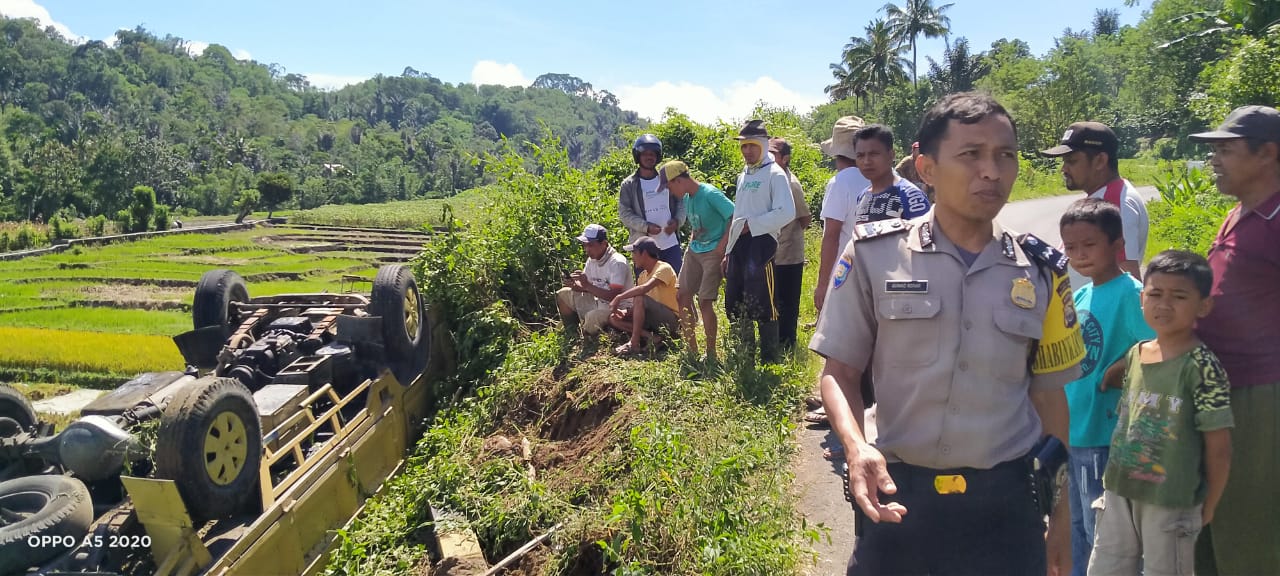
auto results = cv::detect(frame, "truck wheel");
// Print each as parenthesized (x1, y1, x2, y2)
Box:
(370, 265, 430, 384)
(193, 269, 249, 336)
(0, 475, 93, 574)
(154, 377, 261, 521)
(0, 385, 36, 438)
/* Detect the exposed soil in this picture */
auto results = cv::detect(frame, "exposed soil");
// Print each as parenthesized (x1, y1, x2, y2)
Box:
(66, 284, 192, 311)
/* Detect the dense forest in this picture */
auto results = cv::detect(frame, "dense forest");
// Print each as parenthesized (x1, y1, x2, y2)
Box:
(0, 17, 640, 224)
(812, 0, 1280, 163)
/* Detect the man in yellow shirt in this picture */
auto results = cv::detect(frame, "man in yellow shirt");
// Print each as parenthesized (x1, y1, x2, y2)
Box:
(609, 236, 680, 355)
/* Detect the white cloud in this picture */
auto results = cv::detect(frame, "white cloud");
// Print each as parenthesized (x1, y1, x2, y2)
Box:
(303, 73, 369, 91)
(233, 48, 252, 61)
(0, 0, 84, 43)
(470, 60, 529, 87)
(182, 40, 210, 57)
(615, 76, 826, 125)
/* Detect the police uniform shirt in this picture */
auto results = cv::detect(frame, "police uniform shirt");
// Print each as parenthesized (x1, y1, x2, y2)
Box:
(809, 211, 1082, 470)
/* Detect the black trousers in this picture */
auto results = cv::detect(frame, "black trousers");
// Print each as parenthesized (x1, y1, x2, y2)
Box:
(848, 458, 1046, 576)
(724, 233, 778, 322)
(774, 262, 804, 347)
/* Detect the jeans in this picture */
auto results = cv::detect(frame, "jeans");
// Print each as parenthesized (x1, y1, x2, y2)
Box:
(1068, 445, 1109, 576)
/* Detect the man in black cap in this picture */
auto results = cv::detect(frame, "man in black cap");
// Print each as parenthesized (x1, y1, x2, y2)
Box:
(723, 119, 795, 363)
(1041, 121, 1149, 281)
(1185, 104, 1280, 576)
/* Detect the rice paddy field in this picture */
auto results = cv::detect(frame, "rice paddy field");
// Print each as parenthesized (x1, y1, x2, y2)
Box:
(0, 224, 431, 390)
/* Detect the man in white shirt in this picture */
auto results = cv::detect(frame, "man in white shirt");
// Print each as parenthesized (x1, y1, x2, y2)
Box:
(815, 115, 872, 311)
(556, 224, 634, 335)
(1041, 122, 1149, 282)
(724, 119, 796, 363)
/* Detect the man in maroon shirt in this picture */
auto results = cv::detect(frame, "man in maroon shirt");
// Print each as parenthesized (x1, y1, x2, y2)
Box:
(1188, 105, 1280, 576)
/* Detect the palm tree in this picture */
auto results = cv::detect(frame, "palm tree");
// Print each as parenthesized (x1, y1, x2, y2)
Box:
(926, 37, 990, 94)
(824, 62, 857, 102)
(838, 19, 910, 106)
(883, 0, 954, 89)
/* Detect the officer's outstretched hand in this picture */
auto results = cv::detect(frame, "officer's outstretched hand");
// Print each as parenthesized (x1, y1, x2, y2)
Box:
(846, 443, 907, 523)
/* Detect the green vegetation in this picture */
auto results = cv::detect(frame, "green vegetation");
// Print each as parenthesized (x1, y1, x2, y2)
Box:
(0, 15, 638, 239)
(817, 0, 1275, 170)
(1145, 166, 1235, 259)
(290, 188, 493, 230)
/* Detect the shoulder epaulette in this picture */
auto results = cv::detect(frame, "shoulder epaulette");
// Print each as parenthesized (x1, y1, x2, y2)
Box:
(1017, 233, 1069, 274)
(853, 218, 908, 242)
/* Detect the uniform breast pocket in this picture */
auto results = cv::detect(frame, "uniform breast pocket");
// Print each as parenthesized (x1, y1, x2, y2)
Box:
(991, 308, 1044, 382)
(876, 295, 942, 367)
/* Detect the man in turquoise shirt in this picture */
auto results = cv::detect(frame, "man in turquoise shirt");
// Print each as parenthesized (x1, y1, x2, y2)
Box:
(658, 160, 734, 362)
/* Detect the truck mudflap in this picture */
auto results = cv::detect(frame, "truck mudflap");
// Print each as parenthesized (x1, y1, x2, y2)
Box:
(124, 370, 420, 576)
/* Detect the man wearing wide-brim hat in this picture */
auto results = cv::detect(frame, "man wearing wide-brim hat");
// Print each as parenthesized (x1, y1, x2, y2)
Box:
(723, 119, 795, 364)
(815, 115, 872, 313)
(1183, 104, 1280, 576)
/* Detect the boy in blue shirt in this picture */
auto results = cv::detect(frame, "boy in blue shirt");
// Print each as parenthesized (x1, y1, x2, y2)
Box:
(1058, 198, 1154, 575)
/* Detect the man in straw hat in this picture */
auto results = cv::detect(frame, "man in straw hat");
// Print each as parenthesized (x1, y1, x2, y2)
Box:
(722, 119, 795, 364)
(816, 116, 872, 312)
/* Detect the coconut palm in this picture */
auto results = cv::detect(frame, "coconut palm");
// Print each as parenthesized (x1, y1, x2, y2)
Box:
(926, 37, 990, 94)
(838, 19, 910, 106)
(883, 0, 954, 89)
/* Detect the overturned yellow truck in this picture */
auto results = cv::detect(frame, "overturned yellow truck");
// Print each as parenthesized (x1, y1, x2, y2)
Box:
(0, 264, 436, 575)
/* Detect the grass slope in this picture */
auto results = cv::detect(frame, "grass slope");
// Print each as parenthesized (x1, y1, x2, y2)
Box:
(326, 229, 830, 575)
(289, 189, 494, 230)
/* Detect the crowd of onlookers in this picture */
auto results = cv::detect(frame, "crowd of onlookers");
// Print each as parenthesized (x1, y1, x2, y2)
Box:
(554, 97, 1279, 575)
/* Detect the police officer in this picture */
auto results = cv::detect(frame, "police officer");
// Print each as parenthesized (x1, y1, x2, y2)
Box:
(809, 92, 1083, 575)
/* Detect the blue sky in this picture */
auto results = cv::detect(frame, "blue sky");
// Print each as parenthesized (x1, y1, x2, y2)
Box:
(2, 0, 1148, 124)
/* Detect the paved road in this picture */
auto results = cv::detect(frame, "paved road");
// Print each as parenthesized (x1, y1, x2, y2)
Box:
(794, 187, 1158, 574)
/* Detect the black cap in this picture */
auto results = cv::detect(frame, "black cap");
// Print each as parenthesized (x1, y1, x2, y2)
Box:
(1190, 105, 1280, 142)
(623, 236, 660, 257)
(1040, 122, 1118, 157)
(734, 119, 769, 140)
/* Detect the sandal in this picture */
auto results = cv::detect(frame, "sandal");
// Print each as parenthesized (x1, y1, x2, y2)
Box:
(803, 408, 829, 427)
(804, 395, 823, 411)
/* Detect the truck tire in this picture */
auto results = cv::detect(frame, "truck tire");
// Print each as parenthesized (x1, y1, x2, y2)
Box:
(0, 475, 93, 574)
(193, 269, 249, 336)
(0, 385, 36, 438)
(154, 377, 262, 521)
(370, 264, 430, 384)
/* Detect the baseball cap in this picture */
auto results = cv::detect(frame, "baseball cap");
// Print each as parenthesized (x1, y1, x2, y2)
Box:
(576, 223, 608, 243)
(623, 236, 660, 257)
(1040, 122, 1118, 157)
(1190, 105, 1280, 142)
(656, 160, 690, 192)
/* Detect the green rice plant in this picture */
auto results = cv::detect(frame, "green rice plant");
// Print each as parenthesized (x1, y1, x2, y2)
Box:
(0, 327, 184, 375)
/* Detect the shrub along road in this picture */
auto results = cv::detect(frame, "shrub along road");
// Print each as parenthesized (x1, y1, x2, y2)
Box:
(793, 187, 1157, 574)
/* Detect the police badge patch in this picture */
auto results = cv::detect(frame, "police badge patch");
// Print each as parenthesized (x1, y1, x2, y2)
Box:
(833, 255, 853, 289)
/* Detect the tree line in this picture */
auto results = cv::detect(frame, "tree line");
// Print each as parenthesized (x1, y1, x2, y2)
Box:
(0, 17, 640, 224)
(817, 0, 1280, 161)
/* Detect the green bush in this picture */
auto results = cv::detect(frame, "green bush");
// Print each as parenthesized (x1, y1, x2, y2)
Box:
(112, 210, 131, 235)
(0, 232, 9, 252)
(1147, 166, 1234, 257)
(47, 216, 79, 241)
(129, 186, 157, 233)
(85, 215, 107, 236)
(153, 205, 170, 231)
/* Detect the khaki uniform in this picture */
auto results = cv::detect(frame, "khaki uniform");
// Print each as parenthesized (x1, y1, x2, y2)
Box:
(810, 211, 1082, 470)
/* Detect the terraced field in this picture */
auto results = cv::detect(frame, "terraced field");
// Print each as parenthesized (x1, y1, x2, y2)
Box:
(0, 224, 430, 392)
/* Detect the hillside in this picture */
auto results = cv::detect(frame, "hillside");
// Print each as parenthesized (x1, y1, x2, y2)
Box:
(0, 17, 641, 222)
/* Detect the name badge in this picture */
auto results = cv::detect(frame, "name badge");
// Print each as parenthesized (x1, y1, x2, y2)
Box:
(885, 280, 928, 293)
